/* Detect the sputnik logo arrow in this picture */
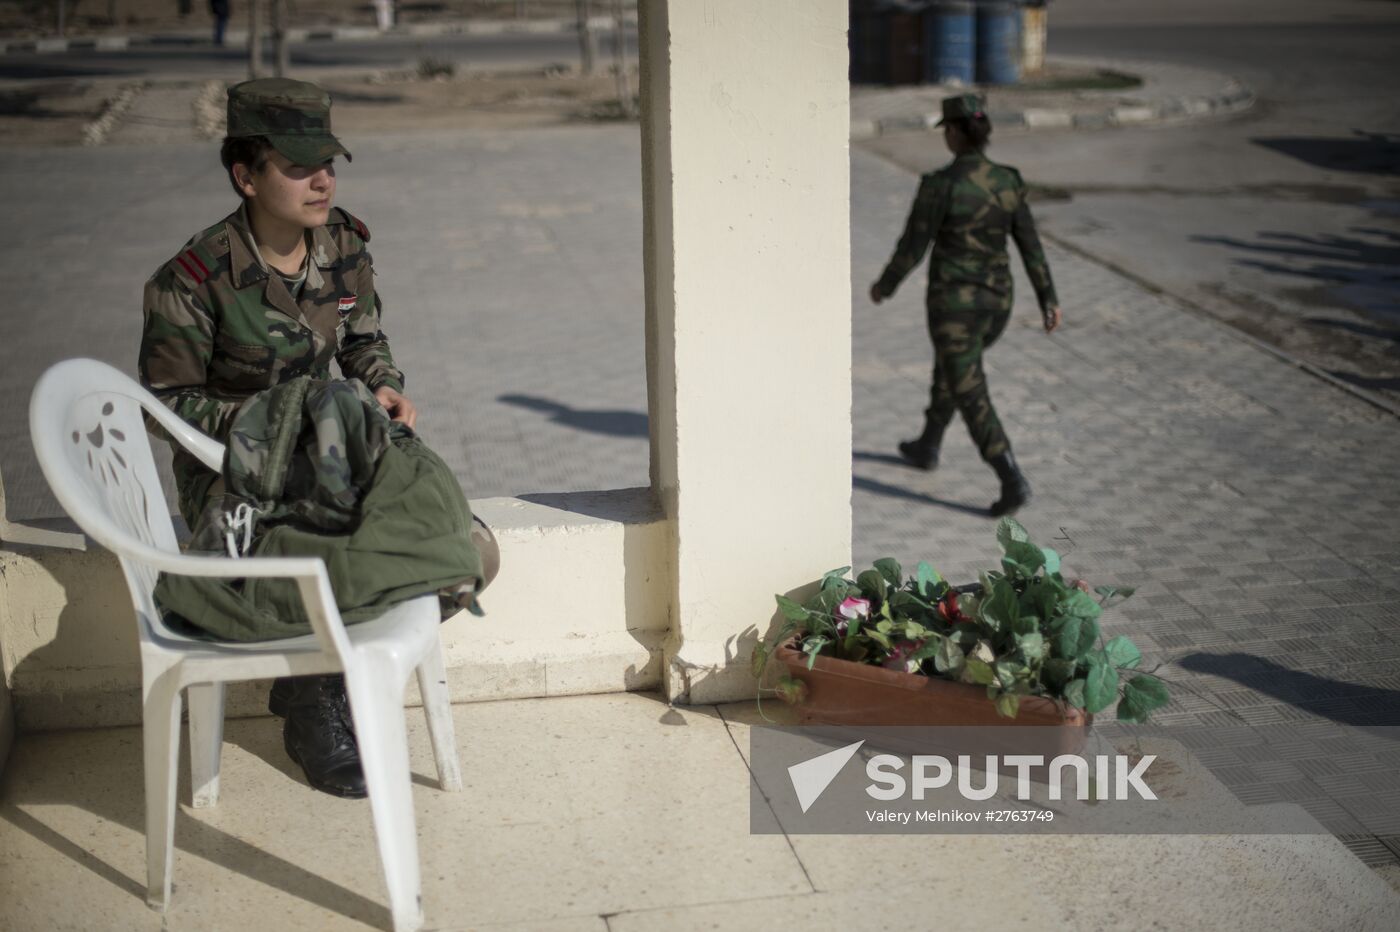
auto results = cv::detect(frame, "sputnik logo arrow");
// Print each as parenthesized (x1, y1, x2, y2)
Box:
(787, 740, 865, 813)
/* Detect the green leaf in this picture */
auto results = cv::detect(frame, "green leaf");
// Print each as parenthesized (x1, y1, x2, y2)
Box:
(774, 676, 808, 705)
(875, 619, 895, 635)
(1016, 632, 1047, 662)
(842, 613, 864, 652)
(964, 657, 996, 686)
(995, 661, 1027, 688)
(1009, 609, 1039, 637)
(751, 643, 769, 679)
(1064, 589, 1103, 622)
(821, 566, 852, 590)
(1001, 539, 1046, 579)
(1043, 657, 1076, 689)
(775, 594, 808, 623)
(1052, 616, 1083, 659)
(857, 569, 887, 602)
(994, 692, 1022, 719)
(978, 579, 1020, 632)
(1103, 635, 1143, 670)
(872, 558, 903, 588)
(903, 621, 931, 640)
(934, 637, 965, 675)
(866, 629, 893, 650)
(1118, 675, 1171, 723)
(996, 516, 1031, 551)
(1083, 661, 1119, 714)
(1023, 578, 1062, 622)
(908, 637, 943, 663)
(1063, 678, 1087, 709)
(1075, 616, 1101, 659)
(1041, 548, 1061, 575)
(916, 561, 942, 598)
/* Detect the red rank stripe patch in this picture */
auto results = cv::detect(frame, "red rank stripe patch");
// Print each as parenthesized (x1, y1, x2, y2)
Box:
(181, 250, 210, 283)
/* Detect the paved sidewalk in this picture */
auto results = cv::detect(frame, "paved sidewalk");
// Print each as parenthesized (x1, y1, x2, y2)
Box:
(3, 114, 1400, 880)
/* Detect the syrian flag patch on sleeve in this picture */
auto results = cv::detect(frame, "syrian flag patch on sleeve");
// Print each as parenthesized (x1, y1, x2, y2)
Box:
(337, 295, 358, 315)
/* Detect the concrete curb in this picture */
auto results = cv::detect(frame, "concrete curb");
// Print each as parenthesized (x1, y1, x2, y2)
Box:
(848, 73, 1255, 140)
(0, 15, 630, 55)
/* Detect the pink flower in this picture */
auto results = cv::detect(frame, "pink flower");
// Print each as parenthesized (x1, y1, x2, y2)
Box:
(882, 639, 926, 672)
(837, 597, 871, 620)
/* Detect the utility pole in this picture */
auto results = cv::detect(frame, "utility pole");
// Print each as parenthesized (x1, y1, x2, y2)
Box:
(610, 0, 629, 115)
(575, 0, 596, 76)
(270, 0, 289, 77)
(248, 0, 263, 78)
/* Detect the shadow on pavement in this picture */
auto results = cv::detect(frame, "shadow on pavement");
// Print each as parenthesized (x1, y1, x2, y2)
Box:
(1251, 132, 1400, 175)
(852, 473, 987, 518)
(498, 393, 647, 438)
(1189, 226, 1400, 323)
(1178, 652, 1400, 726)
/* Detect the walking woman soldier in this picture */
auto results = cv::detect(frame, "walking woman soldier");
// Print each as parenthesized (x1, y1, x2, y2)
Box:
(870, 93, 1063, 517)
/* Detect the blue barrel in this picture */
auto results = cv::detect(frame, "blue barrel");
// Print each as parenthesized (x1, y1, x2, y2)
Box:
(975, 1, 1021, 85)
(922, 1, 975, 86)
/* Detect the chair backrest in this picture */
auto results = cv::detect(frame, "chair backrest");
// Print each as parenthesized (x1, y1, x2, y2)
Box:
(29, 359, 225, 637)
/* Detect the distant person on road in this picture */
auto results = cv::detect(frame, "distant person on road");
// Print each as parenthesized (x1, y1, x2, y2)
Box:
(870, 93, 1063, 517)
(210, 0, 230, 46)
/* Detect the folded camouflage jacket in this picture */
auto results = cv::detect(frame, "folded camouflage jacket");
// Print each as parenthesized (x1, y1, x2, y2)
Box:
(154, 377, 483, 642)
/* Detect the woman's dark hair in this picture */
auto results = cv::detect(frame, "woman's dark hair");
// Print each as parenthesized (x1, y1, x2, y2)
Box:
(219, 135, 275, 197)
(947, 114, 992, 151)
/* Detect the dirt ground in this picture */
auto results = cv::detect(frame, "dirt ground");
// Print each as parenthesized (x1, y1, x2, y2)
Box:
(1, 0, 621, 39)
(0, 65, 636, 146)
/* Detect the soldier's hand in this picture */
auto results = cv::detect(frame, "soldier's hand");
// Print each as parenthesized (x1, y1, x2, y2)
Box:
(375, 385, 418, 430)
(1042, 305, 1063, 334)
(869, 282, 884, 304)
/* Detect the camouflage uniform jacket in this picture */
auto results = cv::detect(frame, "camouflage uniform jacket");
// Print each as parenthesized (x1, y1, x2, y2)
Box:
(875, 152, 1059, 313)
(153, 376, 483, 641)
(139, 202, 404, 525)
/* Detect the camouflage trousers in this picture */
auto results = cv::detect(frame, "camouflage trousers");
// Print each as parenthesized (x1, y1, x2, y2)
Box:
(921, 291, 1013, 462)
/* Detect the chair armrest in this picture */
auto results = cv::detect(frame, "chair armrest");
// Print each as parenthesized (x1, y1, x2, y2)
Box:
(138, 392, 226, 472)
(143, 549, 354, 662)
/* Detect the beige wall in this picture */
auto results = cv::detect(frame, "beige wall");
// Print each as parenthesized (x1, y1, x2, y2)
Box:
(641, 0, 853, 703)
(0, 489, 671, 731)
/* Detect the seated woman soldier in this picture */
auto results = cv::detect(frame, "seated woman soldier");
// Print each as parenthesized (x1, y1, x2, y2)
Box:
(138, 78, 493, 798)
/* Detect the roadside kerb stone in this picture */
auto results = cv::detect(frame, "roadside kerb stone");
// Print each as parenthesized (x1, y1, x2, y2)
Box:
(849, 57, 1256, 140)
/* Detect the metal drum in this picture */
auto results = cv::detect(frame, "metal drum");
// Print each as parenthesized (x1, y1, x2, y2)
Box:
(975, 0, 1021, 85)
(922, 0, 975, 85)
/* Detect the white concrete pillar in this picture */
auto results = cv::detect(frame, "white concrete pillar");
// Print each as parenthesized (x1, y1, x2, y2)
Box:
(639, 0, 852, 703)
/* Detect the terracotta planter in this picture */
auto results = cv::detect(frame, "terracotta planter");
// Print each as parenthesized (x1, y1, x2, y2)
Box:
(774, 636, 1090, 757)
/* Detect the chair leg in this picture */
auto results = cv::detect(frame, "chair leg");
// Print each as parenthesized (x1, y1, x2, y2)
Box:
(143, 673, 183, 911)
(416, 645, 463, 792)
(345, 666, 425, 932)
(187, 682, 226, 808)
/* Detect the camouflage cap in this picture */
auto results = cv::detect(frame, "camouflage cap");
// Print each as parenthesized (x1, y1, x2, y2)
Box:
(226, 78, 352, 166)
(935, 93, 988, 126)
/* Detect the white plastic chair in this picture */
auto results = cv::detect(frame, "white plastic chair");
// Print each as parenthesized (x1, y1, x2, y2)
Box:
(29, 358, 463, 932)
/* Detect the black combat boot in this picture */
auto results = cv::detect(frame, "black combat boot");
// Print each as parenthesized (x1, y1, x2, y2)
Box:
(268, 676, 293, 717)
(282, 674, 367, 798)
(897, 422, 944, 470)
(988, 451, 1031, 517)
